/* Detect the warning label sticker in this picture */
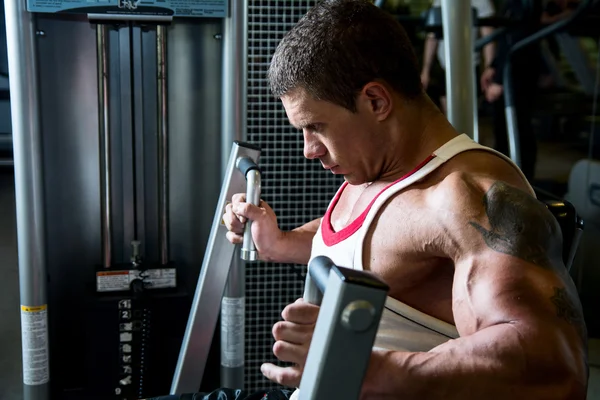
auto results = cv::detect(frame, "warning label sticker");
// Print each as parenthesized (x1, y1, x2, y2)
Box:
(97, 271, 130, 292)
(220, 297, 245, 368)
(20, 304, 50, 386)
(96, 268, 177, 292)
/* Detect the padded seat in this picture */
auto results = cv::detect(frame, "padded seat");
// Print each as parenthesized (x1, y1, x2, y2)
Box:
(534, 187, 584, 271)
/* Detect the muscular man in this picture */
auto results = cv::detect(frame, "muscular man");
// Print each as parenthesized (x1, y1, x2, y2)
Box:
(152, 1, 588, 399)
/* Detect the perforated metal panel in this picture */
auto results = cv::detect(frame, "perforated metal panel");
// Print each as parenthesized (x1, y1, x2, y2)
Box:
(245, 0, 344, 391)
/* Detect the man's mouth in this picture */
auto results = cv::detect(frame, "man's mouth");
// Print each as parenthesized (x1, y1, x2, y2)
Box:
(323, 164, 340, 173)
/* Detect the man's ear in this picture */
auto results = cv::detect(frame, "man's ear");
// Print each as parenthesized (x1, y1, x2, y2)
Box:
(360, 82, 393, 121)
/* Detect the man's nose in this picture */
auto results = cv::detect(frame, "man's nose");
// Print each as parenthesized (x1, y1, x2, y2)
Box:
(303, 131, 326, 160)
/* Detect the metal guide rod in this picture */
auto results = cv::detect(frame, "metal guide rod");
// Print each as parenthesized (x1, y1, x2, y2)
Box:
(171, 142, 260, 395)
(157, 24, 169, 265)
(221, 0, 249, 390)
(97, 24, 113, 268)
(4, 0, 50, 397)
(299, 257, 389, 400)
(440, 0, 476, 138)
(220, 159, 260, 388)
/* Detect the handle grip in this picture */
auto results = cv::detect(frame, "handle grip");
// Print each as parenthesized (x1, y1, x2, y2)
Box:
(236, 157, 261, 261)
(303, 256, 336, 306)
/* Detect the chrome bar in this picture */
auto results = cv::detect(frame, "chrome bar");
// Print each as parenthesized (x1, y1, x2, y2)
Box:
(157, 24, 169, 265)
(440, 0, 476, 137)
(220, 0, 249, 389)
(97, 24, 113, 268)
(5, 0, 50, 396)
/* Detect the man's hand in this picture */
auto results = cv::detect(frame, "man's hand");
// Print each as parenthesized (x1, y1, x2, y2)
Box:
(480, 66, 495, 92)
(223, 193, 284, 261)
(485, 83, 503, 103)
(261, 299, 320, 388)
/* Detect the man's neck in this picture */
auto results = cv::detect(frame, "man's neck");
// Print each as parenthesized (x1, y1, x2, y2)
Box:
(375, 95, 459, 183)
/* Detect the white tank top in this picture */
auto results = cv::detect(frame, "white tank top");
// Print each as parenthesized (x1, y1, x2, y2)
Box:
(309, 134, 534, 353)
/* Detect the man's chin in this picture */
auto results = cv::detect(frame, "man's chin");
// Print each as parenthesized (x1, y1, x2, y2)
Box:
(342, 174, 363, 185)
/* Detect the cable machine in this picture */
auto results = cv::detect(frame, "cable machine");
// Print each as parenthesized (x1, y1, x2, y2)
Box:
(4, 0, 248, 398)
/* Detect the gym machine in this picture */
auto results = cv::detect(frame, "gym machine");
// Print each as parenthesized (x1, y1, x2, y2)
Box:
(5, 0, 246, 398)
(170, 150, 389, 399)
(171, 141, 262, 394)
(298, 256, 388, 400)
(502, 0, 594, 168)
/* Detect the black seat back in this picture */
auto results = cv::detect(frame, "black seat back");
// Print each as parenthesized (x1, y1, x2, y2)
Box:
(534, 187, 584, 271)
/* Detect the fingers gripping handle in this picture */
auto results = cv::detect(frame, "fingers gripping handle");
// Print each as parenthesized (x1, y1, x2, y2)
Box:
(236, 157, 261, 261)
(303, 256, 336, 306)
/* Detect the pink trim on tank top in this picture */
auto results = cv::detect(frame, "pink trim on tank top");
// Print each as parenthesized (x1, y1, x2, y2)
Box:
(322, 154, 436, 246)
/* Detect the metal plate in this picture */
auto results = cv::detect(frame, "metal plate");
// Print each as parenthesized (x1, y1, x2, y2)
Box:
(27, 0, 227, 18)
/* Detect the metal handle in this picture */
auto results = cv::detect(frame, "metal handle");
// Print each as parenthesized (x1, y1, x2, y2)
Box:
(303, 256, 336, 306)
(236, 157, 261, 261)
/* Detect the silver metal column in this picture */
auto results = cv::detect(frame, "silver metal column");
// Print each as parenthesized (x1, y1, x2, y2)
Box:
(220, 0, 248, 389)
(4, 0, 50, 397)
(97, 24, 113, 268)
(157, 24, 169, 265)
(472, 74, 480, 143)
(441, 0, 476, 137)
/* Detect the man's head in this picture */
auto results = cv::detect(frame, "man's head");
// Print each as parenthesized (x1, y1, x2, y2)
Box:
(268, 0, 427, 185)
(268, 0, 422, 112)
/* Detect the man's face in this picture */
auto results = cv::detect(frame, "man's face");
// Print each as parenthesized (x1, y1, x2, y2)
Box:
(280, 88, 381, 185)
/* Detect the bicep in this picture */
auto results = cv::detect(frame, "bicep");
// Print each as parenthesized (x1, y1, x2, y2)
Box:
(447, 180, 584, 341)
(452, 250, 583, 341)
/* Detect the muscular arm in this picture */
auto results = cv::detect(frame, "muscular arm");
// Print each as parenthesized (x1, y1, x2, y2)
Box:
(274, 218, 321, 265)
(361, 180, 588, 399)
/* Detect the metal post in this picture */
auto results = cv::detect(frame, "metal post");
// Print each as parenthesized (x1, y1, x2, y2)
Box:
(97, 24, 113, 268)
(440, 0, 476, 137)
(220, 0, 248, 389)
(4, 0, 50, 397)
(157, 24, 169, 265)
(472, 76, 480, 143)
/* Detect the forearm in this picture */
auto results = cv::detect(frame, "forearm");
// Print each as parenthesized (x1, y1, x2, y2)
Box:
(481, 27, 495, 68)
(266, 218, 320, 265)
(361, 323, 585, 399)
(422, 35, 438, 73)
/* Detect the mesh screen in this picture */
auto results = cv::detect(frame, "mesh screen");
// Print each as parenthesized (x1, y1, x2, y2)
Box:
(245, 0, 344, 392)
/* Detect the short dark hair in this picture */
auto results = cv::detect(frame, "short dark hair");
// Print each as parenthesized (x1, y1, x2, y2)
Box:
(268, 0, 423, 112)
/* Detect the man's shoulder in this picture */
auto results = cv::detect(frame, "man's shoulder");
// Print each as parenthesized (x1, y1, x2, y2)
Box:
(383, 151, 537, 243)
(427, 150, 535, 215)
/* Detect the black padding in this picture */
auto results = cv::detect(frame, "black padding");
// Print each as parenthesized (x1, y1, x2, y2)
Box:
(237, 157, 260, 177)
(534, 187, 583, 271)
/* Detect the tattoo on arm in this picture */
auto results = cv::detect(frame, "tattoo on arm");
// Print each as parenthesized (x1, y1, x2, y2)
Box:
(468, 181, 562, 270)
(551, 287, 587, 342)
(468, 182, 587, 342)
